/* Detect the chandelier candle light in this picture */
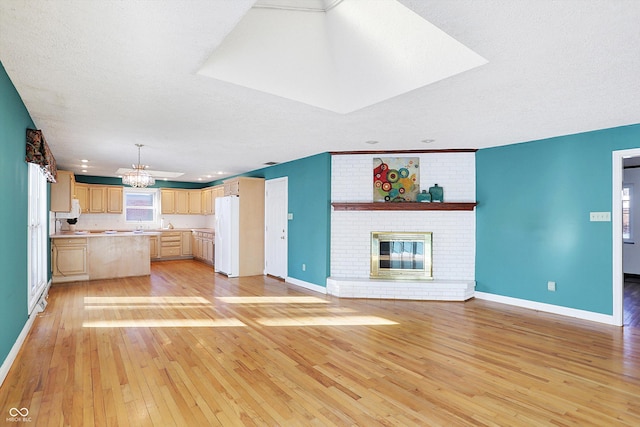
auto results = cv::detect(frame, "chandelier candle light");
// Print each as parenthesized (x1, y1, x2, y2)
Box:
(122, 144, 155, 188)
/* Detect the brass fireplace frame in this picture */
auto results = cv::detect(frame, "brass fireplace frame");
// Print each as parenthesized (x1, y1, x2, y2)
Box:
(370, 231, 433, 280)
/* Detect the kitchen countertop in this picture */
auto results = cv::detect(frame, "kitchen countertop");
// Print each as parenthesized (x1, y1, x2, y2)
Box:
(51, 231, 161, 238)
(191, 228, 215, 233)
(51, 228, 214, 238)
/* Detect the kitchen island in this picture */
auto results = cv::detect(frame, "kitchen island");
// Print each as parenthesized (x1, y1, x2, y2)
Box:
(51, 231, 160, 283)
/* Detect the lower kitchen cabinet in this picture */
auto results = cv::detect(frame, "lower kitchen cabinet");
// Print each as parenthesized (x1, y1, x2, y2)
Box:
(52, 237, 88, 282)
(160, 231, 182, 258)
(153, 230, 195, 261)
(149, 235, 159, 259)
(192, 230, 214, 265)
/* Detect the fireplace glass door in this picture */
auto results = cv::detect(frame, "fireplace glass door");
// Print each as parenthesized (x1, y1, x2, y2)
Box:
(371, 232, 432, 280)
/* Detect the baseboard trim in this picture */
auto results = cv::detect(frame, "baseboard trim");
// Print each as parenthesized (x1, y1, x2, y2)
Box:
(0, 313, 36, 387)
(0, 280, 51, 387)
(285, 277, 327, 294)
(474, 291, 616, 325)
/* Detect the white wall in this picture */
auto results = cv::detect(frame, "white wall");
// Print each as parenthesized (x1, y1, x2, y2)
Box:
(623, 168, 640, 274)
(330, 152, 476, 281)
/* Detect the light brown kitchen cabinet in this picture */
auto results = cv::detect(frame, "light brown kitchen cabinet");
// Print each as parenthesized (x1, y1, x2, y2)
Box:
(181, 231, 192, 256)
(106, 187, 123, 213)
(192, 230, 214, 265)
(161, 189, 203, 214)
(75, 183, 122, 214)
(74, 183, 89, 213)
(52, 237, 88, 282)
(89, 186, 106, 213)
(202, 185, 224, 215)
(149, 235, 159, 259)
(203, 238, 214, 265)
(160, 231, 182, 258)
(202, 188, 213, 215)
(175, 190, 189, 214)
(161, 189, 175, 214)
(154, 230, 194, 260)
(223, 179, 241, 196)
(50, 170, 76, 212)
(188, 190, 202, 214)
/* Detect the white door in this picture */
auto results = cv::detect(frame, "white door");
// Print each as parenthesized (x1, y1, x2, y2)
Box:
(265, 177, 288, 278)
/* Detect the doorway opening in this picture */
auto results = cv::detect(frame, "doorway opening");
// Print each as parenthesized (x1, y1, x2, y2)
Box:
(613, 149, 640, 326)
(615, 150, 640, 327)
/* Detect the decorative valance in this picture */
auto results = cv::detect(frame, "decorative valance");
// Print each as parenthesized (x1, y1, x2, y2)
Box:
(26, 129, 57, 182)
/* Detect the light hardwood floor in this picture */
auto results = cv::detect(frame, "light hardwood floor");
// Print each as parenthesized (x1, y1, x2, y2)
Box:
(2, 260, 640, 426)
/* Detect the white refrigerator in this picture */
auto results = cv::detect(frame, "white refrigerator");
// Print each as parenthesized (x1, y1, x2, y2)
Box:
(214, 196, 240, 277)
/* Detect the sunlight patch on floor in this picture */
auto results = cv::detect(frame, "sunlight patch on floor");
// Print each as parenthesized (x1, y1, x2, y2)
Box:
(83, 318, 246, 328)
(84, 304, 213, 310)
(256, 316, 398, 326)
(217, 296, 330, 304)
(84, 296, 211, 304)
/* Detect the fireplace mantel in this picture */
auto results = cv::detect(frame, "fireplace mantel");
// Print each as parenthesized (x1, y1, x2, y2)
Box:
(331, 202, 477, 211)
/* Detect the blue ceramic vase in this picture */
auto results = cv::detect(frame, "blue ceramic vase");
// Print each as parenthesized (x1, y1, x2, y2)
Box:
(429, 184, 443, 202)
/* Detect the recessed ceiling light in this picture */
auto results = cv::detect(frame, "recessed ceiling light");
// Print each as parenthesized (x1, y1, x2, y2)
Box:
(365, 140, 379, 145)
(81, 169, 87, 173)
(421, 139, 435, 144)
(81, 159, 89, 163)
(206, 175, 212, 178)
(217, 171, 225, 175)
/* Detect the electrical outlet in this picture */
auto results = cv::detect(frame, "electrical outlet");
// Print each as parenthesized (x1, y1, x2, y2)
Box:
(547, 281, 556, 292)
(590, 212, 611, 222)
(302, 263, 306, 271)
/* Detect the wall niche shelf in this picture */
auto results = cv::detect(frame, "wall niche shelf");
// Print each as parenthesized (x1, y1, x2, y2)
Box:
(331, 202, 477, 211)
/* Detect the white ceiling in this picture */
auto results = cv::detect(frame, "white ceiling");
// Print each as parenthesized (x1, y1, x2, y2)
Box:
(1, 0, 640, 183)
(198, 0, 487, 114)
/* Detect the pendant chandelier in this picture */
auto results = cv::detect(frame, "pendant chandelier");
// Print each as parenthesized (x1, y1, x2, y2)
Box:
(122, 144, 155, 188)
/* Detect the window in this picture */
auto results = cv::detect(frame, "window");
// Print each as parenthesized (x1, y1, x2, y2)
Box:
(623, 184, 633, 242)
(124, 188, 158, 224)
(28, 163, 48, 314)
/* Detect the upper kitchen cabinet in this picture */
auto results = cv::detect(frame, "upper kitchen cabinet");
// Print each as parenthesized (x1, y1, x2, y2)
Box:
(202, 185, 224, 215)
(223, 177, 263, 197)
(161, 189, 175, 214)
(188, 190, 202, 214)
(202, 188, 213, 215)
(106, 187, 123, 213)
(223, 179, 240, 196)
(74, 183, 89, 214)
(161, 189, 203, 215)
(76, 183, 123, 214)
(89, 186, 105, 213)
(50, 170, 75, 212)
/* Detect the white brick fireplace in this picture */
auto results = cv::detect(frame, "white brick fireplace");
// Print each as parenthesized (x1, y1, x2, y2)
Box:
(328, 152, 476, 301)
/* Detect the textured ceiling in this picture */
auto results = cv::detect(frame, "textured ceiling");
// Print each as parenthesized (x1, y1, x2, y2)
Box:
(1, 0, 640, 182)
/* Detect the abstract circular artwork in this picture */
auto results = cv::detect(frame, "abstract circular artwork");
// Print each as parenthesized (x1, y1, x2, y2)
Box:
(373, 157, 420, 202)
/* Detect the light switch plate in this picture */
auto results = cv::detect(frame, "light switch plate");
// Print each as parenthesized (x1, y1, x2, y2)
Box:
(590, 212, 611, 222)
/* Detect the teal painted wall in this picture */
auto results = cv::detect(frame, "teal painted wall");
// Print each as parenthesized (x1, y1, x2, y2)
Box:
(476, 124, 640, 315)
(0, 62, 34, 366)
(214, 153, 332, 287)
